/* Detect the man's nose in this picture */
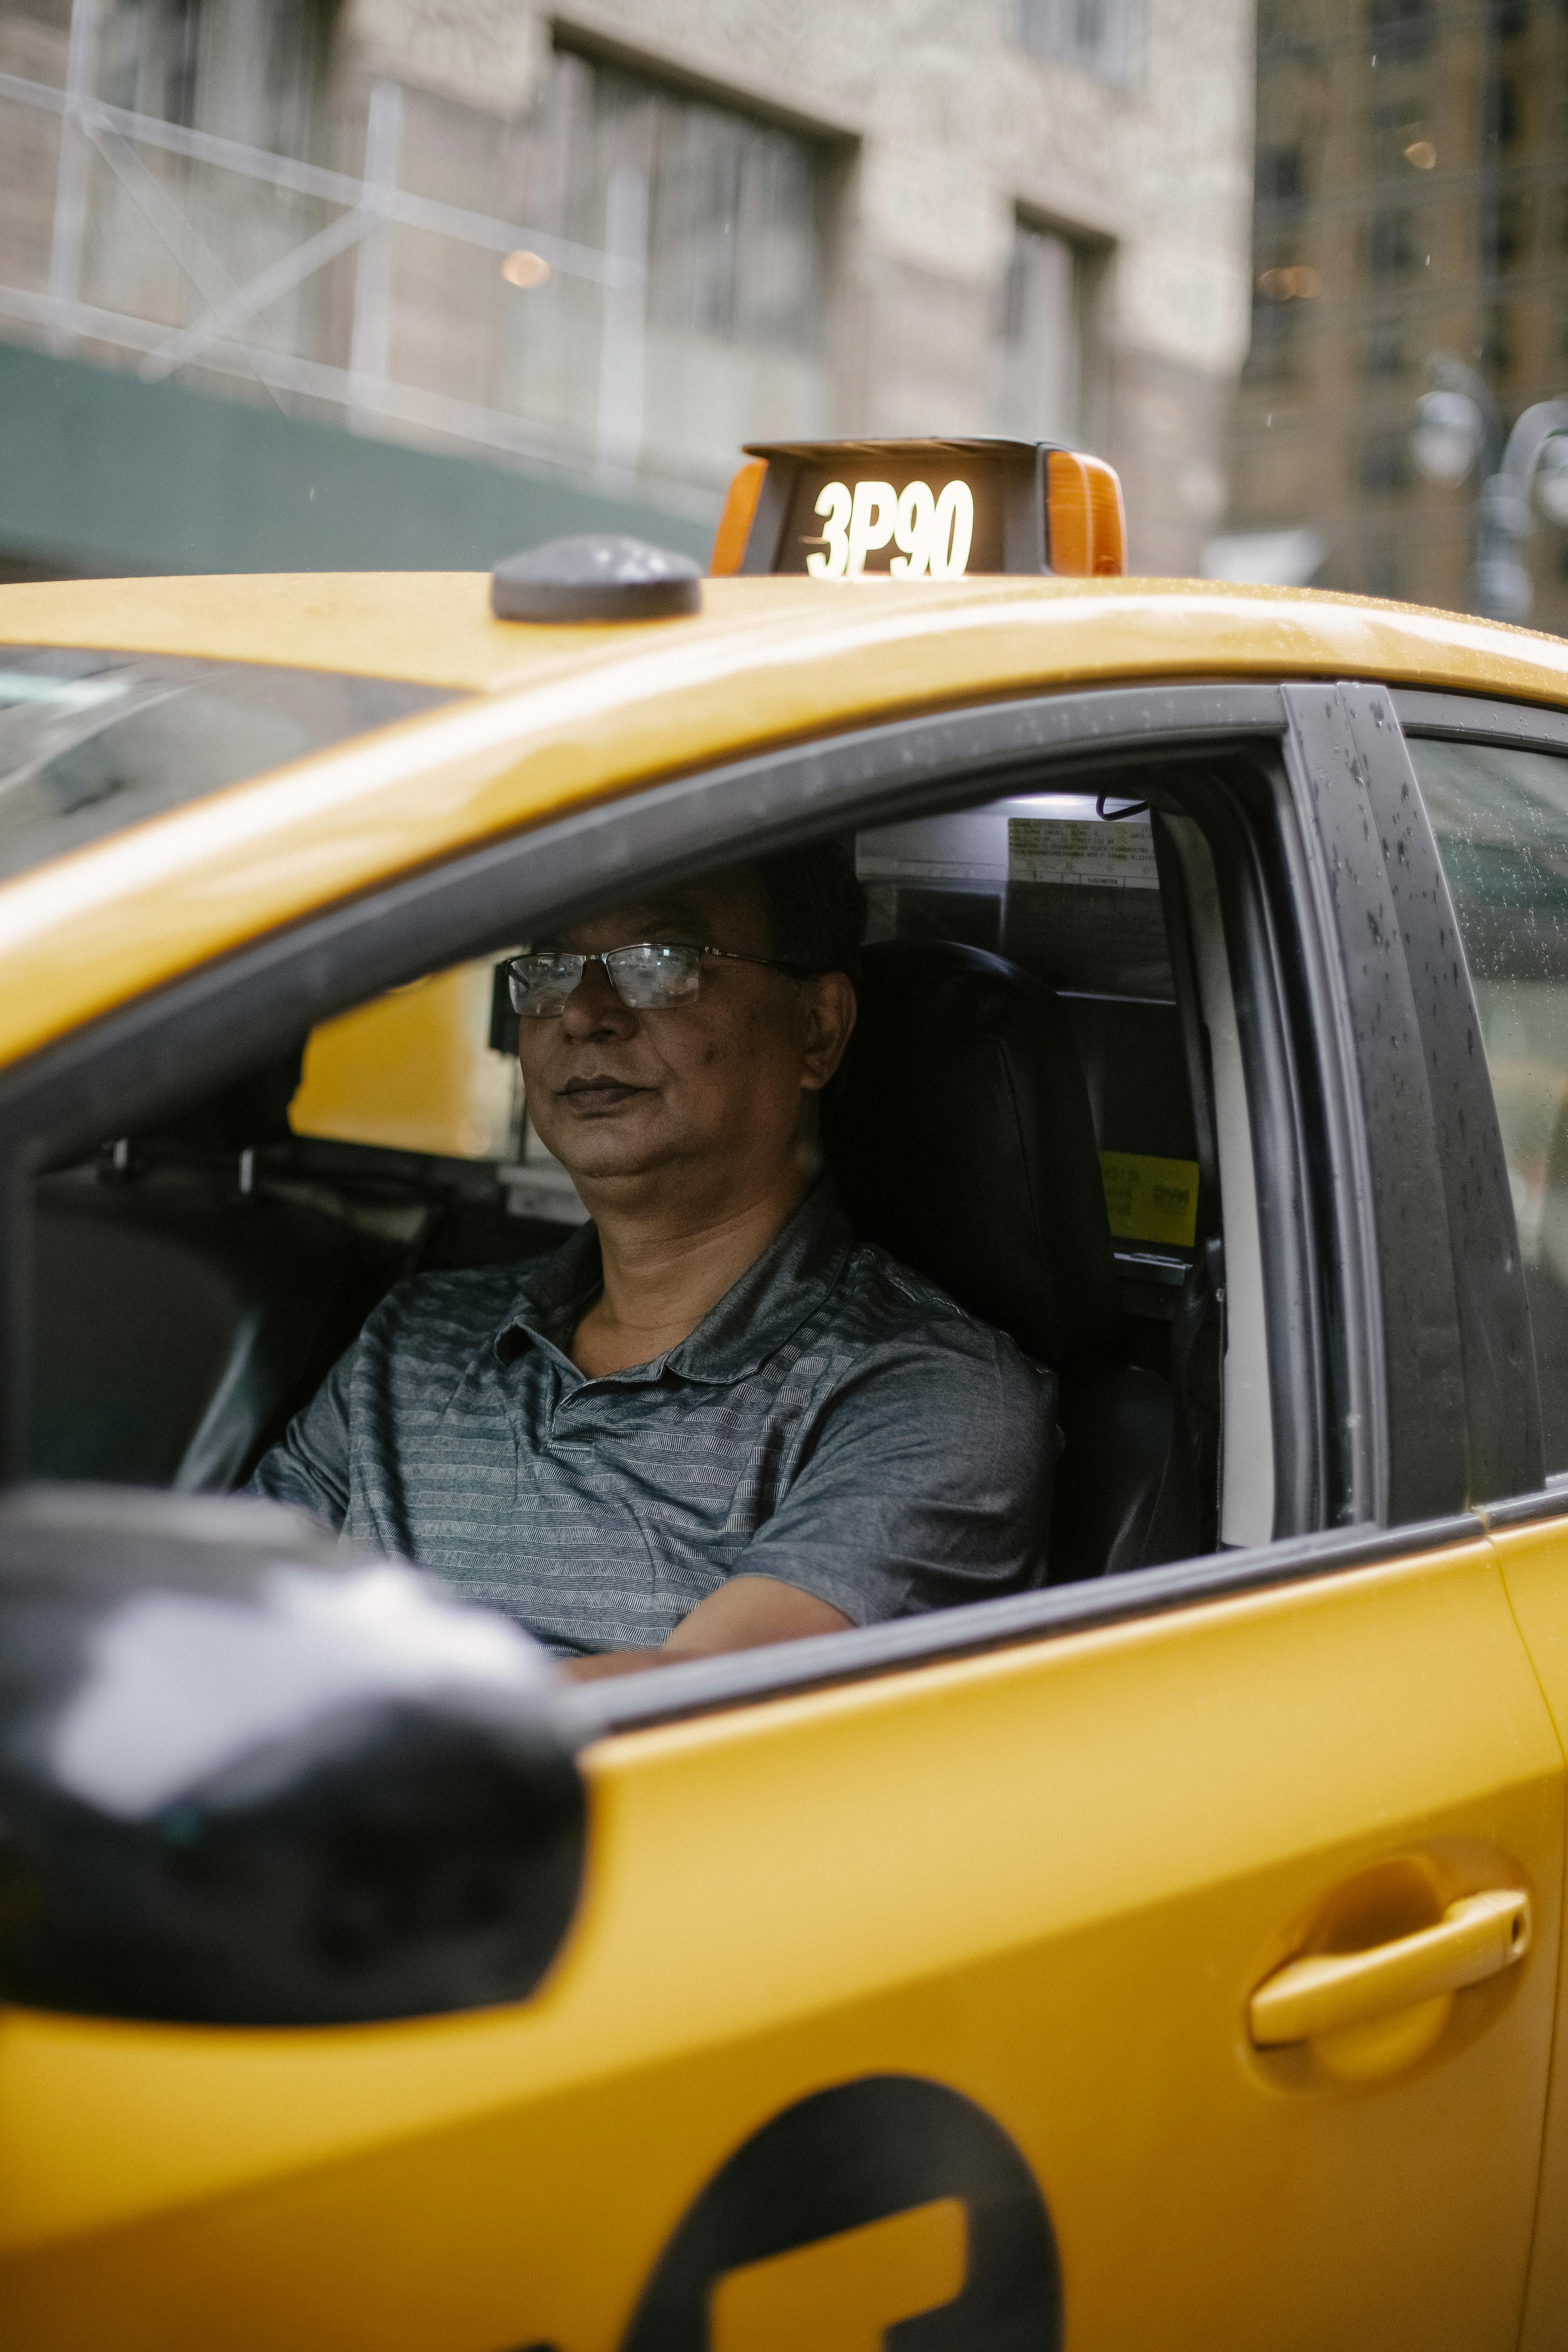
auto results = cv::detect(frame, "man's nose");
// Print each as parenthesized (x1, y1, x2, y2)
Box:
(559, 957, 637, 1037)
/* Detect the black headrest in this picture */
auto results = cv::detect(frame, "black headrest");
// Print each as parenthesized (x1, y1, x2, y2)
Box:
(822, 939, 1120, 1365)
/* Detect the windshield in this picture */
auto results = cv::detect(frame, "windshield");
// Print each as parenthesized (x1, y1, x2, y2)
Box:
(0, 648, 457, 886)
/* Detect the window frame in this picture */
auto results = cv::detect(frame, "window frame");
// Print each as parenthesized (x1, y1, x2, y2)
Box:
(1287, 682, 1538, 1522)
(0, 679, 1452, 1728)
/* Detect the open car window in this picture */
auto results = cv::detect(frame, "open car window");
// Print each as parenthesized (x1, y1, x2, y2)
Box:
(21, 757, 1285, 1604)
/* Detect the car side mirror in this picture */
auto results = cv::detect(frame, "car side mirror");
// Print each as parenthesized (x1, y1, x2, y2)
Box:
(0, 1486, 585, 2025)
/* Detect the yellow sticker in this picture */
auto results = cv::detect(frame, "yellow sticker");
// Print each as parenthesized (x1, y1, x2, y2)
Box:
(1099, 1150, 1200, 1248)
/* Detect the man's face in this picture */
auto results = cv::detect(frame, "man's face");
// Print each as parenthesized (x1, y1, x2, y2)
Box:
(516, 867, 856, 1205)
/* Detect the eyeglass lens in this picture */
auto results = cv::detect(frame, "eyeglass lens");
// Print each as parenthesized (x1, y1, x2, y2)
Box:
(508, 942, 704, 1016)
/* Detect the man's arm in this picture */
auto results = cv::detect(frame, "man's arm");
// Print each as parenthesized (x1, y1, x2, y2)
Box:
(247, 1343, 356, 1528)
(558, 1578, 851, 1682)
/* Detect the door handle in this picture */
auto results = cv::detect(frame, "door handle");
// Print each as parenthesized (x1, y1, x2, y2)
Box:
(1249, 1887, 1532, 2049)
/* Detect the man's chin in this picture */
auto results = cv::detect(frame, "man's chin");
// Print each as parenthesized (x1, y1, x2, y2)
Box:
(545, 1134, 677, 1190)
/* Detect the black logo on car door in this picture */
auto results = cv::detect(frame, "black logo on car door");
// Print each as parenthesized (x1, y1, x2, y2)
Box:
(622, 2074, 1061, 2350)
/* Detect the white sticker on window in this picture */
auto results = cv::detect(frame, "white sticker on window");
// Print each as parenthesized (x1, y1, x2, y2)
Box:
(856, 811, 1009, 884)
(1007, 817, 1159, 890)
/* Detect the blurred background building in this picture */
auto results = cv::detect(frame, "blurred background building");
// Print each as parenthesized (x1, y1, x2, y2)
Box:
(1223, 0, 1568, 628)
(0, 0, 1252, 580)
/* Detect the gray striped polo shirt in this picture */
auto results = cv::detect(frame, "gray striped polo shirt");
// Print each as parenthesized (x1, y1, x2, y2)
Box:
(249, 1184, 1057, 1659)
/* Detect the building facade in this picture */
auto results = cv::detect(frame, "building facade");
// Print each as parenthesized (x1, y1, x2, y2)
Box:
(1229, 0, 1568, 627)
(0, 0, 1253, 577)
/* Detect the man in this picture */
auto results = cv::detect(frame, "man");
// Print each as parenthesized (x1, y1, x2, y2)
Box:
(250, 846, 1055, 1679)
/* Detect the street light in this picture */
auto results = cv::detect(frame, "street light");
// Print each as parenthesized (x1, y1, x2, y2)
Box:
(1409, 353, 1568, 623)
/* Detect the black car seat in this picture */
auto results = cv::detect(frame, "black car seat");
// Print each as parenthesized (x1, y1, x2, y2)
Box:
(27, 1052, 402, 1492)
(821, 938, 1202, 1581)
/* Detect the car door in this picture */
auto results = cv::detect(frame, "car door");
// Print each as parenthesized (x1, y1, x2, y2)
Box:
(0, 681, 1562, 2352)
(1392, 685, 1568, 2352)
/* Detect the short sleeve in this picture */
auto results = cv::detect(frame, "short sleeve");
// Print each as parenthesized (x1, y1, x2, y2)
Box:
(247, 1342, 356, 1530)
(733, 1323, 1058, 1626)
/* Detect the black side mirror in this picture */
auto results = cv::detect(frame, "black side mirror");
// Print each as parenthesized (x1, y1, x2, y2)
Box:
(0, 1486, 585, 2026)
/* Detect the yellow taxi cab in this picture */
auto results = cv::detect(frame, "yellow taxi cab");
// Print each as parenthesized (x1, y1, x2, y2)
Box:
(3, 435, 1568, 2351)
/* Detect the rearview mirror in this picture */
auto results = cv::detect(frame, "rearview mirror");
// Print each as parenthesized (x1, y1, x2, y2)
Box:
(0, 1486, 585, 2025)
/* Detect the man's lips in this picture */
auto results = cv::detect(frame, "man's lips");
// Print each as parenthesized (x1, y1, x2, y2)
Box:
(557, 1076, 653, 1111)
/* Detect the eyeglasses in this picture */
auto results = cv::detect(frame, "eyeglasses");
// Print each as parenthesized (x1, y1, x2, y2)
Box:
(506, 940, 813, 1018)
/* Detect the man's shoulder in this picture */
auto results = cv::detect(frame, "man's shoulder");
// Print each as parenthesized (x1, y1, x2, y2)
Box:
(363, 1257, 556, 1357)
(824, 1238, 1042, 1381)
(835, 1238, 967, 1326)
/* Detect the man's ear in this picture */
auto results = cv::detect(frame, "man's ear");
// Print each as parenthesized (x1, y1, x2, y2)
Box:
(798, 973, 857, 1092)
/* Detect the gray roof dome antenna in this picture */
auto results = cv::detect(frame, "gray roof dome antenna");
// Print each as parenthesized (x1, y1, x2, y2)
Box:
(490, 534, 702, 623)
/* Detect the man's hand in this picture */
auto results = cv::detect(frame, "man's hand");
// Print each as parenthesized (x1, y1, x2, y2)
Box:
(558, 1575, 852, 1682)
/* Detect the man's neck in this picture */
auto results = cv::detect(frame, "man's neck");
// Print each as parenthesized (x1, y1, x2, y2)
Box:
(570, 1173, 809, 1377)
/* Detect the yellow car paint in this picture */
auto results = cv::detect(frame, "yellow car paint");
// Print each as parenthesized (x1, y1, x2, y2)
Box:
(5, 568, 1568, 700)
(1483, 1515, 1568, 2352)
(0, 1534, 1557, 2352)
(5, 570, 1568, 1074)
(290, 956, 519, 1162)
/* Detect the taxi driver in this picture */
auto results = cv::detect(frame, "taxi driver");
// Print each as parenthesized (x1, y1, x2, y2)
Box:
(250, 845, 1054, 1679)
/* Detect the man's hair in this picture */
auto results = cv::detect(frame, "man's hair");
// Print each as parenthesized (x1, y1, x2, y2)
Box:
(754, 840, 866, 984)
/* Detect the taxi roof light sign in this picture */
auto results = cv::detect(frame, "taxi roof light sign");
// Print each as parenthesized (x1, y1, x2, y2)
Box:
(710, 438, 1126, 584)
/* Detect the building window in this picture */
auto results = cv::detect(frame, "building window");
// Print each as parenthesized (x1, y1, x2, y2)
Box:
(1482, 190, 1534, 268)
(1367, 208, 1419, 271)
(1367, 0, 1437, 65)
(1358, 430, 1410, 494)
(1018, 0, 1143, 86)
(1363, 318, 1406, 376)
(500, 47, 832, 490)
(1244, 290, 1299, 385)
(1482, 300, 1517, 374)
(103, 0, 328, 158)
(1256, 146, 1306, 205)
(86, 0, 331, 362)
(986, 218, 1082, 444)
(1485, 76, 1523, 148)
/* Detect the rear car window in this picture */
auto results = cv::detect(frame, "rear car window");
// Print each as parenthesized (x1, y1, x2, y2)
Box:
(0, 648, 456, 885)
(1413, 733, 1568, 1474)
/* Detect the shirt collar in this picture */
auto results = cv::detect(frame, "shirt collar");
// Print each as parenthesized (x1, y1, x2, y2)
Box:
(495, 1223, 603, 1364)
(494, 1181, 853, 1387)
